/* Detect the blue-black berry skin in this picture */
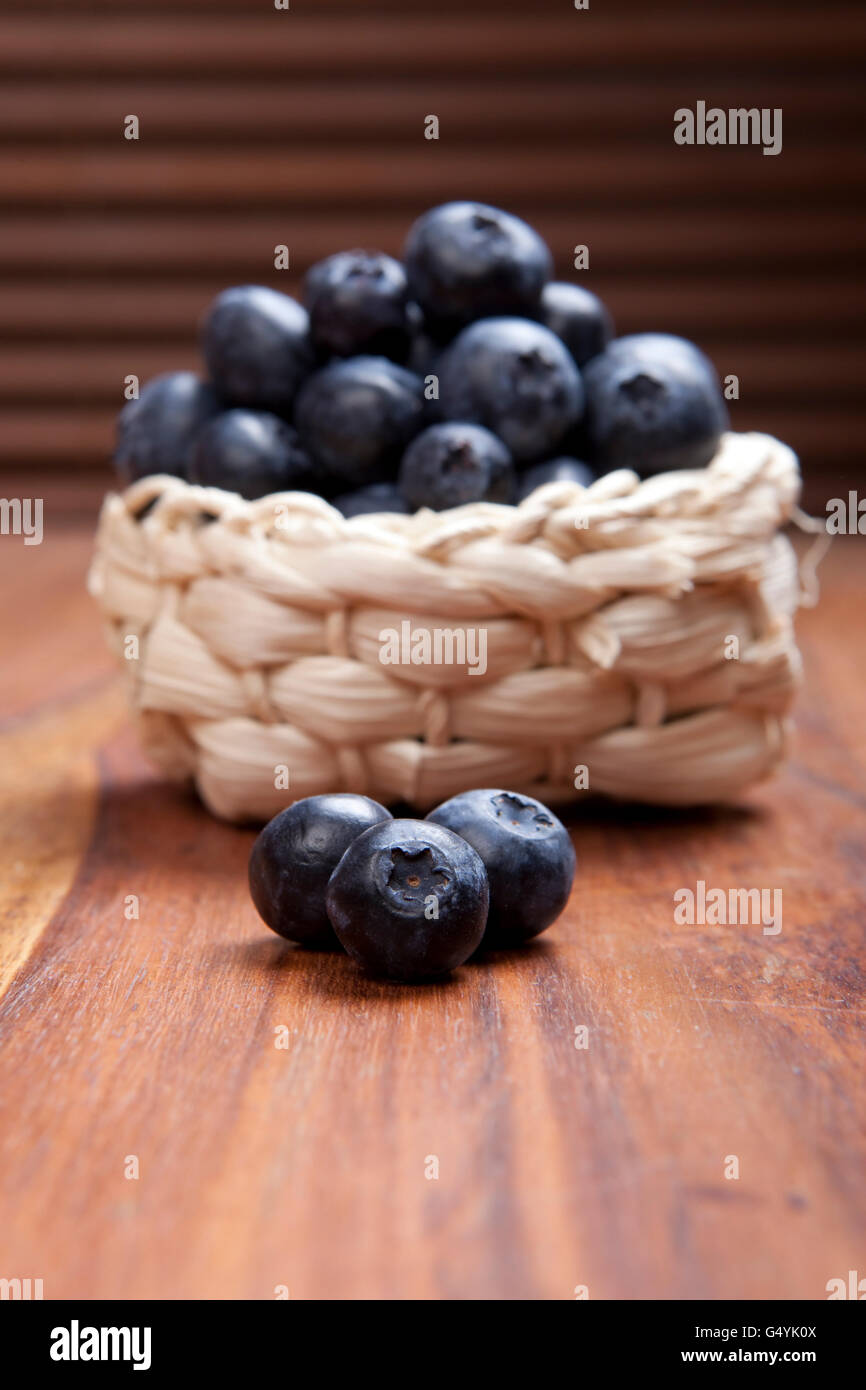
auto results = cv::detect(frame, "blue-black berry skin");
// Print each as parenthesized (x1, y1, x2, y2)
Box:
(294, 356, 426, 488)
(515, 456, 595, 501)
(540, 283, 614, 368)
(437, 317, 584, 462)
(304, 250, 411, 361)
(427, 789, 576, 945)
(398, 422, 515, 511)
(333, 482, 411, 517)
(200, 285, 314, 415)
(114, 371, 220, 485)
(404, 201, 553, 333)
(583, 333, 728, 476)
(189, 409, 317, 499)
(249, 794, 392, 947)
(326, 819, 489, 981)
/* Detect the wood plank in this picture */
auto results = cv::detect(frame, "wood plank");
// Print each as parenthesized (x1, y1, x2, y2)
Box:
(6, 147, 862, 207)
(3, 78, 861, 143)
(0, 530, 862, 1297)
(3, 210, 862, 276)
(0, 341, 860, 404)
(1, 12, 864, 78)
(0, 406, 859, 504)
(3, 277, 864, 342)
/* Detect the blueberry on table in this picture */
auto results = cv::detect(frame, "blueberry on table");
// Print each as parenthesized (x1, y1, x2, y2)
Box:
(398, 422, 515, 511)
(427, 789, 575, 945)
(326, 820, 489, 982)
(189, 409, 317, 500)
(515, 456, 595, 501)
(249, 794, 392, 948)
(200, 285, 314, 415)
(304, 250, 411, 361)
(583, 333, 729, 476)
(539, 282, 614, 368)
(294, 356, 426, 489)
(113, 371, 220, 485)
(438, 317, 584, 462)
(404, 201, 553, 332)
(333, 482, 411, 517)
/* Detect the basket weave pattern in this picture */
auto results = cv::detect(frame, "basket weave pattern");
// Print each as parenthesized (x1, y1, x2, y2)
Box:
(88, 431, 805, 822)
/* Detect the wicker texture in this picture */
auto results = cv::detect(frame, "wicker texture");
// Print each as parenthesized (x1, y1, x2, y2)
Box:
(88, 431, 806, 822)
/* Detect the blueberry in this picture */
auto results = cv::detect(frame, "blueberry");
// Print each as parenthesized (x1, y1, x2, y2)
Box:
(326, 819, 489, 981)
(404, 201, 552, 332)
(438, 317, 584, 462)
(427, 788, 575, 945)
(200, 285, 314, 415)
(583, 333, 729, 475)
(113, 371, 220, 485)
(333, 482, 411, 517)
(398, 422, 515, 511)
(515, 456, 595, 501)
(294, 356, 426, 488)
(539, 283, 613, 367)
(304, 250, 411, 360)
(189, 409, 317, 499)
(249, 794, 392, 948)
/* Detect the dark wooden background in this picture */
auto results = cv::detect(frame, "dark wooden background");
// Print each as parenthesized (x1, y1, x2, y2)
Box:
(2, 0, 864, 510)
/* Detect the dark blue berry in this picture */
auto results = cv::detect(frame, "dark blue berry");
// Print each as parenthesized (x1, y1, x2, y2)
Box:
(427, 788, 575, 945)
(515, 456, 595, 501)
(326, 819, 489, 981)
(249, 794, 392, 948)
(304, 250, 411, 361)
(437, 317, 584, 462)
(200, 285, 314, 415)
(398, 422, 514, 511)
(540, 282, 613, 367)
(294, 356, 426, 488)
(333, 482, 411, 517)
(404, 201, 552, 333)
(583, 333, 728, 475)
(189, 409, 317, 499)
(113, 371, 220, 485)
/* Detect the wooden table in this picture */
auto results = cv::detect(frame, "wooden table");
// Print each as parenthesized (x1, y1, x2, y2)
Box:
(1, 523, 863, 1301)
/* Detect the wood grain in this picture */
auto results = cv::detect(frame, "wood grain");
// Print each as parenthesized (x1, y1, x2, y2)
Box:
(0, 523, 863, 1300)
(0, 0, 864, 493)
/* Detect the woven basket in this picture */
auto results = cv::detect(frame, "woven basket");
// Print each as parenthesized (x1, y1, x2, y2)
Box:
(88, 430, 809, 823)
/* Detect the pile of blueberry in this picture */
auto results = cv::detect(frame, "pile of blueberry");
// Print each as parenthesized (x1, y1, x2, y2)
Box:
(114, 201, 729, 514)
(249, 789, 576, 981)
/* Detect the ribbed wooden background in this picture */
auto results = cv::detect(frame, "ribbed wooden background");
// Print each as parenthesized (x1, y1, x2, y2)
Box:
(2, 0, 864, 506)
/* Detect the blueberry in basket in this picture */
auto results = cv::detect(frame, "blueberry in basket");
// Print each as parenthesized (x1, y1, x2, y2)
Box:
(325, 819, 490, 982)
(114, 371, 220, 485)
(427, 789, 576, 946)
(294, 355, 426, 489)
(201, 284, 314, 415)
(189, 409, 316, 499)
(304, 250, 411, 361)
(583, 332, 728, 476)
(404, 200, 553, 333)
(437, 317, 584, 462)
(539, 282, 614, 368)
(110, 200, 728, 517)
(398, 422, 515, 511)
(515, 456, 595, 501)
(333, 481, 411, 518)
(249, 794, 392, 948)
